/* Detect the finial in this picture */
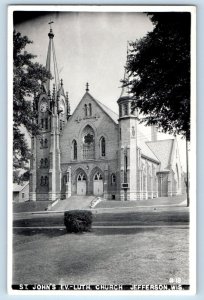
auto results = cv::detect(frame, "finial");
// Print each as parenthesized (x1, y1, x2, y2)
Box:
(86, 82, 89, 92)
(48, 21, 54, 39)
(60, 79, 63, 86)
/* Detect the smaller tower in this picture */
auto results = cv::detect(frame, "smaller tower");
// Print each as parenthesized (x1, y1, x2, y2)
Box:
(118, 44, 139, 201)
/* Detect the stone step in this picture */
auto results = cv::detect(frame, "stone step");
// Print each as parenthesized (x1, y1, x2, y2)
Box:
(50, 195, 96, 211)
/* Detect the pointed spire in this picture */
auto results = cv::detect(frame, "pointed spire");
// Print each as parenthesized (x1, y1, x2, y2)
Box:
(45, 21, 60, 94)
(120, 41, 130, 98)
(86, 82, 89, 92)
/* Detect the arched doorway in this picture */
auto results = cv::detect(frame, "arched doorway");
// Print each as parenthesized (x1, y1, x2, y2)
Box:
(93, 172, 103, 196)
(77, 173, 87, 196)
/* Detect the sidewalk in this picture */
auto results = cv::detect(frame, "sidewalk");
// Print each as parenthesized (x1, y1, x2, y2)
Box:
(94, 195, 187, 209)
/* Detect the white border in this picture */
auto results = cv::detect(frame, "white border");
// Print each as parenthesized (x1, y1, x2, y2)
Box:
(7, 4, 196, 296)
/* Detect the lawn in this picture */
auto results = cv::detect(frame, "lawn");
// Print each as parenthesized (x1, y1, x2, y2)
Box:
(13, 201, 51, 213)
(13, 226, 189, 286)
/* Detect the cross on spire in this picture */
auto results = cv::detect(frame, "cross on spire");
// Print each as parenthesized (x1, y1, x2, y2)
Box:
(48, 20, 54, 29)
(86, 82, 89, 92)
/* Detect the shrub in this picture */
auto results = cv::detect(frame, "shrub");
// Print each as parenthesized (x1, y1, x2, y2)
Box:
(64, 210, 93, 233)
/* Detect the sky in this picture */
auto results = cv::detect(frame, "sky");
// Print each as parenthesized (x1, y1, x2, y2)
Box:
(14, 10, 187, 171)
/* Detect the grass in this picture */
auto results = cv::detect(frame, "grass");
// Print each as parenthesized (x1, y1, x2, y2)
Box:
(13, 226, 189, 286)
(13, 201, 51, 213)
(13, 208, 189, 227)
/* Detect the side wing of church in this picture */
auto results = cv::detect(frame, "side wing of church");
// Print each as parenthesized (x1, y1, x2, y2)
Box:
(29, 26, 185, 202)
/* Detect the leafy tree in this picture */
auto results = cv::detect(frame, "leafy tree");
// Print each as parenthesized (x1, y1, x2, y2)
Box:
(13, 30, 52, 183)
(125, 12, 191, 140)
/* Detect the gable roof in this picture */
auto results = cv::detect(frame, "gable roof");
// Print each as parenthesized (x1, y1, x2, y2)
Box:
(69, 91, 119, 125)
(135, 128, 160, 163)
(140, 139, 160, 163)
(13, 182, 29, 192)
(86, 92, 119, 124)
(94, 98, 119, 124)
(147, 139, 175, 171)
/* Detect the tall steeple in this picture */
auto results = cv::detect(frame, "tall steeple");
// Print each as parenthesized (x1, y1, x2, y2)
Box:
(45, 21, 60, 93)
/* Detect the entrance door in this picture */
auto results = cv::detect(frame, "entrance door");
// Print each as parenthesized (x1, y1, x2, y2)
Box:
(77, 173, 86, 196)
(93, 172, 103, 196)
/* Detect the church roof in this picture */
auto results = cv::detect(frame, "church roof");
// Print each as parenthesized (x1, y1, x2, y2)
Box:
(94, 98, 119, 124)
(146, 139, 175, 171)
(139, 139, 160, 163)
(13, 182, 29, 192)
(135, 128, 160, 163)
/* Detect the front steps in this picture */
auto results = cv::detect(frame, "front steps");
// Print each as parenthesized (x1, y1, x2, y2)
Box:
(49, 195, 96, 211)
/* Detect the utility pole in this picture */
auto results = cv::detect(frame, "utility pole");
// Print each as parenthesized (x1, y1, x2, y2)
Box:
(186, 138, 190, 207)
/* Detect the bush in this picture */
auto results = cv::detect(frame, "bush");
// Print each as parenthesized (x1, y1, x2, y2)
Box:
(64, 210, 93, 233)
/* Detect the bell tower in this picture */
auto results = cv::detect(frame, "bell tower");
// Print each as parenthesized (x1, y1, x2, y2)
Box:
(29, 23, 70, 201)
(117, 48, 139, 201)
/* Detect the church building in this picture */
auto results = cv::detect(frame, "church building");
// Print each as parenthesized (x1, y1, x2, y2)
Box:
(29, 27, 185, 202)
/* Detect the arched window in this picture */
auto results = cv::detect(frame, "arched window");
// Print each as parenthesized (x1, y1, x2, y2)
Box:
(72, 140, 77, 160)
(82, 125, 95, 159)
(124, 153, 128, 183)
(111, 173, 116, 185)
(40, 158, 44, 168)
(40, 139, 43, 148)
(44, 139, 48, 147)
(100, 137, 106, 157)
(94, 172, 103, 181)
(84, 104, 88, 117)
(40, 176, 44, 185)
(119, 104, 122, 117)
(45, 118, 48, 129)
(44, 176, 48, 186)
(63, 175, 67, 184)
(77, 173, 86, 181)
(89, 103, 92, 116)
(124, 103, 128, 115)
(44, 158, 48, 167)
